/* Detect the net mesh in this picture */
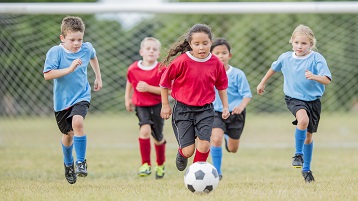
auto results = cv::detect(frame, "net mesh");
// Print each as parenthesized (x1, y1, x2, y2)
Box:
(1, 10, 358, 118)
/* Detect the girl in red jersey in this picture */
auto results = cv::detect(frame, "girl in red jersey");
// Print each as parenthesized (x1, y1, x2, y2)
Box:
(160, 24, 230, 171)
(125, 37, 167, 179)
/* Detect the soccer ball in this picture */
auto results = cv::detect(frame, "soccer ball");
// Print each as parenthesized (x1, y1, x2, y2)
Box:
(184, 162, 219, 193)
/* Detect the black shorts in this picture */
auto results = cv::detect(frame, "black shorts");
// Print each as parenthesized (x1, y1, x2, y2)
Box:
(213, 109, 246, 140)
(172, 101, 214, 148)
(135, 103, 164, 142)
(55, 101, 90, 134)
(285, 96, 321, 133)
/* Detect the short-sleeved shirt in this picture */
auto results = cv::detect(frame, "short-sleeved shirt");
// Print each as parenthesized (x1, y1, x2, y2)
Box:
(44, 42, 96, 112)
(271, 51, 332, 101)
(160, 52, 228, 106)
(213, 66, 252, 112)
(127, 61, 166, 106)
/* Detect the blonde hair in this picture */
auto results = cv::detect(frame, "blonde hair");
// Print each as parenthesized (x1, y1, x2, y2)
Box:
(289, 24, 317, 50)
(61, 16, 85, 37)
(140, 37, 161, 49)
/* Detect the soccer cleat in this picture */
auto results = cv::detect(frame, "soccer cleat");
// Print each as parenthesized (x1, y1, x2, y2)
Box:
(75, 159, 88, 177)
(219, 175, 223, 181)
(224, 134, 230, 152)
(155, 165, 165, 179)
(292, 154, 304, 168)
(64, 163, 77, 184)
(138, 163, 151, 177)
(302, 170, 315, 183)
(176, 151, 188, 171)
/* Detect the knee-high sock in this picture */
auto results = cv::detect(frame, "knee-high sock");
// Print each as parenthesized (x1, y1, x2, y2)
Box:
(303, 142, 313, 172)
(74, 135, 87, 163)
(155, 141, 166, 166)
(210, 146, 222, 175)
(139, 138, 151, 165)
(295, 128, 306, 155)
(193, 149, 210, 163)
(62, 142, 74, 166)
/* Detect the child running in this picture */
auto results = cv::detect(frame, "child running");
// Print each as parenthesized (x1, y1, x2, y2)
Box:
(43, 16, 102, 184)
(125, 37, 167, 179)
(257, 24, 332, 183)
(160, 24, 230, 171)
(210, 38, 252, 180)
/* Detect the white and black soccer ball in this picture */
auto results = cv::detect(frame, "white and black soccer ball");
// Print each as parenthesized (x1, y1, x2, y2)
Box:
(184, 162, 219, 193)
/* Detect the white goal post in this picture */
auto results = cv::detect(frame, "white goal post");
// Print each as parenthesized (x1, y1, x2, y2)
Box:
(1, 2, 358, 14)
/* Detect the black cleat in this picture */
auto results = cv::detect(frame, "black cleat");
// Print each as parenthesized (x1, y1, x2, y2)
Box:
(219, 175, 223, 181)
(64, 163, 77, 184)
(292, 154, 304, 168)
(302, 170, 315, 183)
(75, 159, 88, 177)
(176, 152, 188, 171)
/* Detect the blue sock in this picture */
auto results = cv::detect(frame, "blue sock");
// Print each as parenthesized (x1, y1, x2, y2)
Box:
(74, 135, 87, 163)
(295, 128, 306, 155)
(61, 142, 74, 166)
(303, 142, 313, 172)
(210, 146, 222, 175)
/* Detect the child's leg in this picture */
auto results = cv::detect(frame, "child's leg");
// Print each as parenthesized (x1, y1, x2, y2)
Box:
(61, 133, 74, 166)
(210, 128, 224, 175)
(193, 139, 210, 163)
(303, 132, 314, 171)
(139, 124, 151, 165)
(295, 109, 309, 155)
(154, 140, 166, 166)
(294, 127, 306, 155)
(72, 115, 86, 163)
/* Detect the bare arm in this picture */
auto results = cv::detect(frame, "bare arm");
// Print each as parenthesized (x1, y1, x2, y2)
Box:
(218, 89, 230, 119)
(232, 97, 251, 115)
(136, 81, 161, 95)
(160, 87, 172, 120)
(257, 68, 276, 95)
(43, 58, 81, 80)
(125, 80, 134, 112)
(305, 70, 331, 85)
(89, 56, 102, 91)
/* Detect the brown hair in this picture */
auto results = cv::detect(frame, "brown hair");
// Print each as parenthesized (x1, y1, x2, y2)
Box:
(61, 16, 85, 37)
(162, 24, 213, 66)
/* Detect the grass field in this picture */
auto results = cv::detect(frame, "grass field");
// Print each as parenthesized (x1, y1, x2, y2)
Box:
(0, 113, 357, 201)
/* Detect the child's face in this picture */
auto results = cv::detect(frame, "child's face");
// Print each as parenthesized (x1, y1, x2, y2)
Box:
(139, 40, 160, 63)
(211, 45, 232, 68)
(291, 34, 312, 56)
(60, 31, 84, 53)
(189, 32, 212, 59)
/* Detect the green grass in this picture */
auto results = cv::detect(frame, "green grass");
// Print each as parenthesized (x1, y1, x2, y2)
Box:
(0, 113, 357, 201)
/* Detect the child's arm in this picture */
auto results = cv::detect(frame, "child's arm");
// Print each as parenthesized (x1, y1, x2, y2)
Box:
(89, 56, 102, 91)
(125, 80, 134, 112)
(43, 58, 81, 80)
(136, 81, 161, 95)
(305, 70, 331, 85)
(257, 68, 276, 95)
(160, 87, 172, 120)
(232, 97, 251, 115)
(218, 89, 230, 120)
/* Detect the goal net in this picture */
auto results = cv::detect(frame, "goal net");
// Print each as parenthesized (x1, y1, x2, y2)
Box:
(1, 2, 357, 118)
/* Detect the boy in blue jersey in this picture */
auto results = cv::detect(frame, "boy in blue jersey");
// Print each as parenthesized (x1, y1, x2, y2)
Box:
(257, 24, 331, 183)
(209, 38, 252, 180)
(43, 16, 102, 184)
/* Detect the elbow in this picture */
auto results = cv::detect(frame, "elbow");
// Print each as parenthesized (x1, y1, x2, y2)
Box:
(43, 72, 52, 80)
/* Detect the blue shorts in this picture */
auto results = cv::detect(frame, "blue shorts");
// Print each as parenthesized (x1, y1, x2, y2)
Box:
(172, 101, 214, 148)
(54, 101, 90, 134)
(135, 103, 164, 142)
(285, 96, 321, 133)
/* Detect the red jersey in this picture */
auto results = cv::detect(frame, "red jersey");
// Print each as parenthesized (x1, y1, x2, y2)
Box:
(160, 52, 228, 106)
(127, 61, 166, 106)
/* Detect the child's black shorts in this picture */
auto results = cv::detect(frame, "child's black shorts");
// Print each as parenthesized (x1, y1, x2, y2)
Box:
(285, 96, 321, 133)
(135, 103, 164, 142)
(213, 109, 246, 140)
(54, 101, 90, 134)
(172, 101, 214, 149)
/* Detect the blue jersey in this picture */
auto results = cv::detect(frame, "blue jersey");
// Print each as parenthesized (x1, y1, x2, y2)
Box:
(213, 66, 252, 112)
(43, 42, 96, 112)
(271, 51, 332, 101)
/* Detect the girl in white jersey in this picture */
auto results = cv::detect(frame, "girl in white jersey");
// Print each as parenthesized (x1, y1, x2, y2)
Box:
(257, 24, 332, 183)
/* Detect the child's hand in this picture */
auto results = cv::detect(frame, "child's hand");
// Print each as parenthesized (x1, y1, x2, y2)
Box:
(69, 58, 82, 72)
(93, 78, 102, 91)
(222, 107, 230, 120)
(125, 99, 134, 112)
(136, 81, 149, 92)
(305, 70, 315, 80)
(161, 104, 172, 120)
(256, 83, 266, 95)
